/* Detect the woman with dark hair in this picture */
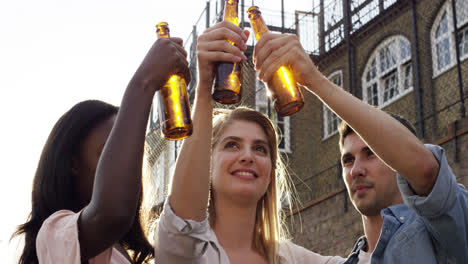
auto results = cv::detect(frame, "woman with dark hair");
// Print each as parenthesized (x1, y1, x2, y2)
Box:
(12, 34, 190, 263)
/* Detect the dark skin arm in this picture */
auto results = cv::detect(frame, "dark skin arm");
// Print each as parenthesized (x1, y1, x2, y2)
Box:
(78, 37, 191, 260)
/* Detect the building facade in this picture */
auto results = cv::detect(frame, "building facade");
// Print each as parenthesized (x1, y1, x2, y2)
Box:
(285, 0, 468, 257)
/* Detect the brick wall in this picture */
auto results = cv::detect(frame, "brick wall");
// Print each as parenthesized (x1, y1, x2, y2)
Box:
(284, 0, 468, 257)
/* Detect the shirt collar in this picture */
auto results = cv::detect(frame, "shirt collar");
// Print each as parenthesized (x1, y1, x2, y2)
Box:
(381, 203, 412, 224)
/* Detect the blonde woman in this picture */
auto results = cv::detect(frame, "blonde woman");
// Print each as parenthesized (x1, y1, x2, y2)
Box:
(154, 21, 344, 264)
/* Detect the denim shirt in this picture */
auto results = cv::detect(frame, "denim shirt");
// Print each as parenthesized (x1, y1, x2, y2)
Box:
(340, 144, 468, 264)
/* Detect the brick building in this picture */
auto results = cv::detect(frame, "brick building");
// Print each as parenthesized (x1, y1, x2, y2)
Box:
(145, 0, 468, 257)
(283, 0, 468, 257)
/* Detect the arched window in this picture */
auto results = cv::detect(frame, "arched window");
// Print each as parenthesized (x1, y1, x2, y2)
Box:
(362, 35, 413, 108)
(323, 70, 342, 139)
(431, 0, 468, 77)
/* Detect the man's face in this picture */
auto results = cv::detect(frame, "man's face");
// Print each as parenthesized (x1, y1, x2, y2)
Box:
(341, 133, 403, 216)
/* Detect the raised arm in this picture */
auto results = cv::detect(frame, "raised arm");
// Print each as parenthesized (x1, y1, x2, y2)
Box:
(79, 37, 190, 259)
(169, 21, 249, 221)
(253, 33, 439, 196)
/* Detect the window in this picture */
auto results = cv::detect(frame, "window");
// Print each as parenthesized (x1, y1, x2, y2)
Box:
(455, 0, 468, 27)
(431, 0, 468, 77)
(383, 72, 399, 103)
(403, 64, 413, 91)
(255, 76, 268, 114)
(435, 10, 453, 71)
(255, 73, 291, 153)
(366, 83, 379, 106)
(276, 115, 291, 152)
(362, 36, 413, 108)
(400, 39, 412, 62)
(459, 26, 468, 58)
(154, 154, 166, 205)
(379, 44, 397, 74)
(351, 0, 397, 34)
(323, 71, 343, 139)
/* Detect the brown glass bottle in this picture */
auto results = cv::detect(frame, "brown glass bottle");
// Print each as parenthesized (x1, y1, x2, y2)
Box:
(247, 6, 304, 116)
(155, 22, 192, 140)
(212, 0, 242, 104)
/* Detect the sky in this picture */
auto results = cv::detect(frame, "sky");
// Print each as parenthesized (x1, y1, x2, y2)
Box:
(0, 0, 314, 261)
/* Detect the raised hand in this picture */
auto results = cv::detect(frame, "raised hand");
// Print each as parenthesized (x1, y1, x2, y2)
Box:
(253, 33, 319, 89)
(130, 37, 191, 94)
(196, 21, 249, 94)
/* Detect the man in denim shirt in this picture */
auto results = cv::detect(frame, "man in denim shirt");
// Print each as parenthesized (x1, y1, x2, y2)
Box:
(252, 31, 468, 263)
(337, 115, 468, 264)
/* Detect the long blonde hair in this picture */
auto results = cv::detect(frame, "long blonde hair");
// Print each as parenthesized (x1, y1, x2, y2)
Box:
(210, 107, 292, 264)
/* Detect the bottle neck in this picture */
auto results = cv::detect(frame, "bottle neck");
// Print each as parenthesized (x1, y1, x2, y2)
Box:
(157, 31, 170, 39)
(223, 2, 239, 25)
(250, 15, 269, 41)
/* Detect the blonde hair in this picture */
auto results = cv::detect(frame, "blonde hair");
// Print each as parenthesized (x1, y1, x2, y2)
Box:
(210, 107, 292, 264)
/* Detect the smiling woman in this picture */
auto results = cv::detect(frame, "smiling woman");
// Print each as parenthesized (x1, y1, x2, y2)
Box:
(156, 107, 300, 264)
(154, 20, 344, 264)
(209, 109, 284, 261)
(211, 110, 276, 199)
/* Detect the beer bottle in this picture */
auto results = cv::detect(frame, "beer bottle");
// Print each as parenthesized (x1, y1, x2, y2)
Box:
(155, 22, 193, 140)
(247, 6, 304, 116)
(212, 0, 242, 104)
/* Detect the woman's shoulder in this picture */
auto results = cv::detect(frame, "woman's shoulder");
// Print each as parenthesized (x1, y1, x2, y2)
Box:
(279, 240, 345, 264)
(37, 210, 127, 263)
(36, 210, 82, 262)
(38, 210, 80, 240)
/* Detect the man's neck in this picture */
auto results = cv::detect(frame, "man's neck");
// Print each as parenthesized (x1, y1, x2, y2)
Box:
(362, 214, 384, 253)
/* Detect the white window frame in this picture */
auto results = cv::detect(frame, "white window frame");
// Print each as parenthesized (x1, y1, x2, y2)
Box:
(459, 26, 468, 58)
(455, 0, 468, 28)
(362, 35, 413, 108)
(431, 0, 468, 77)
(403, 63, 413, 91)
(255, 72, 291, 153)
(276, 115, 291, 153)
(431, 3, 457, 76)
(323, 70, 343, 140)
(255, 74, 268, 113)
(383, 71, 399, 102)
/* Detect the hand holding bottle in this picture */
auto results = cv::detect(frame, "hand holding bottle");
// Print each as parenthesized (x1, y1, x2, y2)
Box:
(248, 6, 305, 116)
(253, 33, 320, 91)
(196, 21, 249, 97)
(130, 37, 191, 95)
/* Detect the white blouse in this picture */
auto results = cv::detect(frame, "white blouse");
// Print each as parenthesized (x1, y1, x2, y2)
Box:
(155, 200, 344, 264)
(37, 210, 130, 264)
